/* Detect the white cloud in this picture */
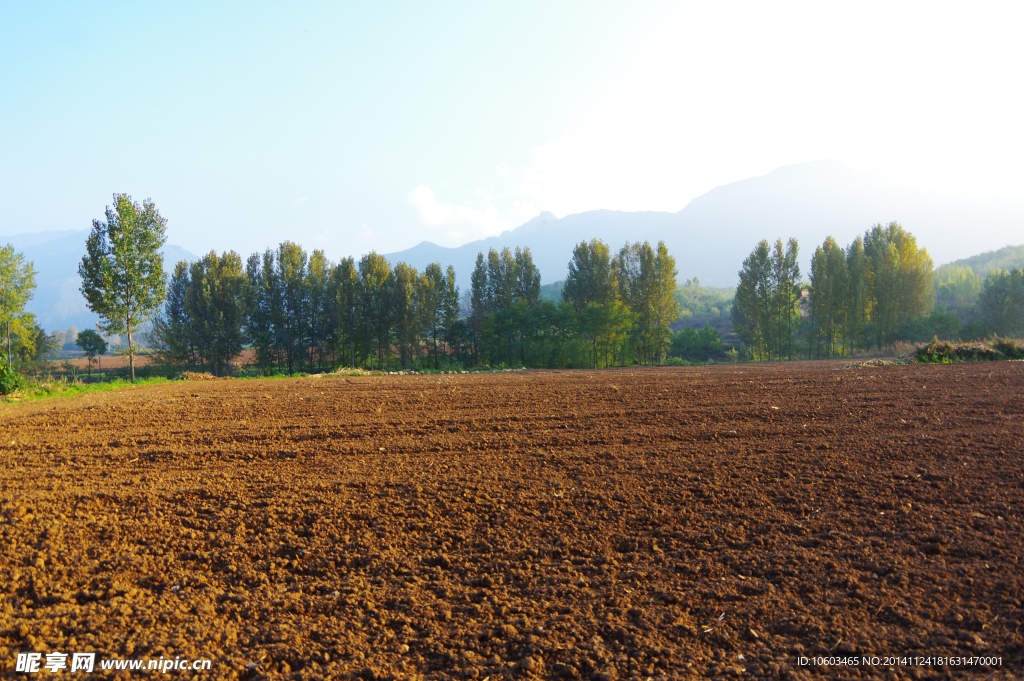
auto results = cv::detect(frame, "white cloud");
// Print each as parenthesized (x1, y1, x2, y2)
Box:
(407, 184, 538, 245)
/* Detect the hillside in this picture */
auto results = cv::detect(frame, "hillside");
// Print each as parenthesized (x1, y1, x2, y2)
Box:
(951, 244, 1024, 278)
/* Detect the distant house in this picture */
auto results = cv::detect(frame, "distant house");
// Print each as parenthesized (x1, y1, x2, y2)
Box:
(798, 290, 810, 318)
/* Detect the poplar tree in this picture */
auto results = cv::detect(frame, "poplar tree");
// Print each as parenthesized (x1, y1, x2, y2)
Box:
(442, 264, 460, 362)
(392, 262, 419, 369)
(0, 243, 37, 366)
(844, 237, 869, 353)
(306, 250, 333, 370)
(864, 222, 934, 346)
(359, 252, 393, 370)
(330, 257, 361, 367)
(244, 250, 281, 372)
(734, 240, 772, 360)
(769, 238, 801, 360)
(420, 263, 445, 368)
(79, 194, 168, 381)
(276, 242, 309, 374)
(809, 237, 848, 357)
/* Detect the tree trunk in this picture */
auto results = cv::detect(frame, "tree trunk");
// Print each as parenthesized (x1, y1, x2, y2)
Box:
(128, 329, 136, 382)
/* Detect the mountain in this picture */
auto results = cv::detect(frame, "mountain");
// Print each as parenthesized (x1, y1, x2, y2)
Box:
(385, 160, 1024, 288)
(2, 230, 197, 333)
(951, 244, 1024, 278)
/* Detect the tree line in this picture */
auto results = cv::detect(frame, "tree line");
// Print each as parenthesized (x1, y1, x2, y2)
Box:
(152, 245, 461, 375)
(733, 222, 1024, 359)
(148, 237, 681, 374)
(9, 194, 1021, 380)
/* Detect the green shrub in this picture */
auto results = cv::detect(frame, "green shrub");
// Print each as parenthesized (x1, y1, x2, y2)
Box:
(664, 356, 690, 366)
(916, 337, 1003, 363)
(0, 357, 22, 395)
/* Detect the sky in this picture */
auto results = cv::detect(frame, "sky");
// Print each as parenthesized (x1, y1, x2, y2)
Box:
(1, 1, 1022, 258)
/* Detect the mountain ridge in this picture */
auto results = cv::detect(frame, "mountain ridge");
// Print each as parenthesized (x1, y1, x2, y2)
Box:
(384, 160, 1024, 287)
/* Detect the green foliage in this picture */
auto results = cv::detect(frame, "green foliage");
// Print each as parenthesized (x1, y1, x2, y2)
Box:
(149, 251, 247, 376)
(75, 329, 108, 377)
(917, 338, 1002, 364)
(0, 352, 22, 394)
(895, 307, 960, 342)
(79, 194, 168, 381)
(3, 375, 169, 403)
(863, 222, 934, 346)
(613, 241, 679, 365)
(0, 242, 37, 365)
(733, 238, 800, 360)
(670, 323, 722, 361)
(26, 324, 59, 362)
(953, 244, 1024, 279)
(803, 225, 935, 357)
(139, 237, 684, 373)
(934, 263, 981, 316)
(675, 278, 733, 321)
(539, 280, 565, 303)
(978, 268, 1024, 338)
(807, 236, 849, 357)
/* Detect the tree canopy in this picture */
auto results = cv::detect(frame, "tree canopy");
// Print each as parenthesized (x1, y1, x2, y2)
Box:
(79, 194, 168, 381)
(0, 243, 37, 366)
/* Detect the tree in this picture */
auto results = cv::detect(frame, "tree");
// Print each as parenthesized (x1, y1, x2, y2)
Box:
(359, 252, 393, 371)
(769, 239, 801, 360)
(392, 262, 420, 369)
(733, 240, 772, 360)
(733, 238, 800, 360)
(979, 268, 1024, 337)
(79, 194, 168, 381)
(329, 256, 361, 368)
(612, 241, 678, 365)
(306, 250, 333, 371)
(76, 329, 108, 378)
(809, 237, 848, 357)
(863, 222, 934, 346)
(934, 263, 982, 317)
(420, 263, 445, 369)
(188, 251, 248, 376)
(244, 250, 281, 373)
(0, 243, 37, 366)
(844, 237, 869, 353)
(442, 265, 460, 364)
(563, 239, 617, 312)
(149, 261, 196, 367)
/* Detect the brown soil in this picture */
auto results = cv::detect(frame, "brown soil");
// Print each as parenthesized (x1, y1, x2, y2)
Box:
(1, 362, 1022, 680)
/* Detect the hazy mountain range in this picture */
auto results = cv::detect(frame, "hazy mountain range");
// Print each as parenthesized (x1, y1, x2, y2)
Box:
(385, 160, 1024, 288)
(5, 159, 1022, 334)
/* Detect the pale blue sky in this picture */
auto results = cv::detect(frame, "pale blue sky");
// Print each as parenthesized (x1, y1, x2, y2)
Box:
(2, 1, 1022, 258)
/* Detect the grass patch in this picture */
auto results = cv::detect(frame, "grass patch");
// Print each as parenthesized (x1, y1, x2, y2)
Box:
(1, 377, 172, 404)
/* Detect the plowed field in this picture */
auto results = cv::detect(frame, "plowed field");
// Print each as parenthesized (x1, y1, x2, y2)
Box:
(2, 362, 1022, 680)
